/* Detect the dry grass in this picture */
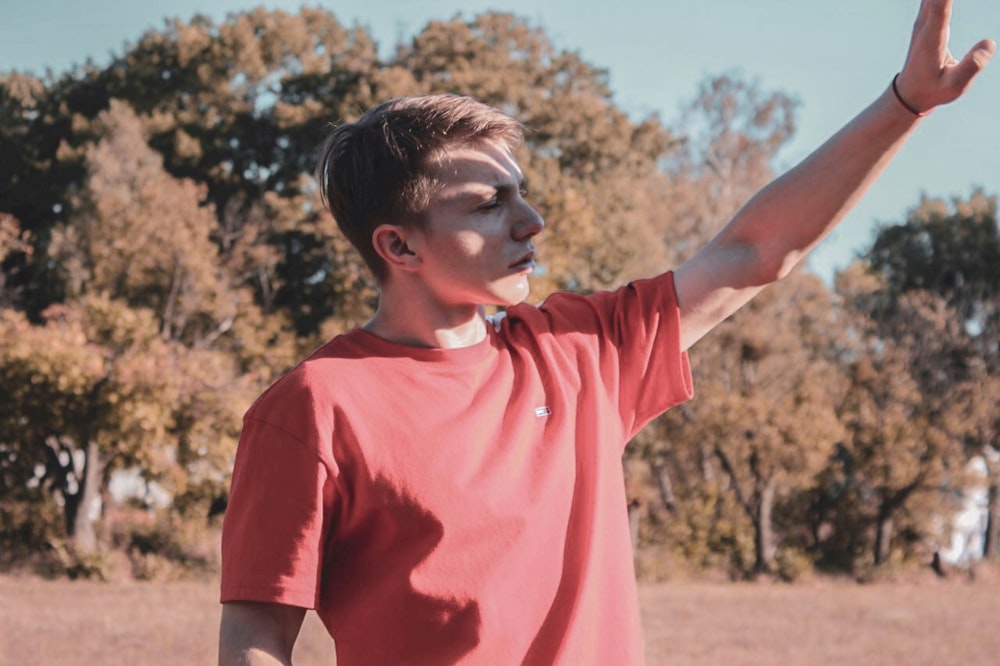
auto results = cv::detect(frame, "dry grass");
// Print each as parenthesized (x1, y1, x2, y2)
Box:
(641, 575, 1000, 666)
(2, 572, 998, 665)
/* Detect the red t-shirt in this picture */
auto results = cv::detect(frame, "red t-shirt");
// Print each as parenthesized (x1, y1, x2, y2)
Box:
(221, 272, 693, 665)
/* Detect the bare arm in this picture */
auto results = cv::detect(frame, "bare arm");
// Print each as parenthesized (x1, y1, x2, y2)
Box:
(218, 601, 306, 666)
(674, 0, 995, 351)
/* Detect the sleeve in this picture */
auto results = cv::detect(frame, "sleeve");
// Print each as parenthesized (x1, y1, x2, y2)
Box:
(220, 405, 339, 609)
(609, 272, 694, 436)
(529, 271, 694, 439)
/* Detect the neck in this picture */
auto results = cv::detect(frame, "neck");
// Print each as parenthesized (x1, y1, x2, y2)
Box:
(363, 284, 488, 349)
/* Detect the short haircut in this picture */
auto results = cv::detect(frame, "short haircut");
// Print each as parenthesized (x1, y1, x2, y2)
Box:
(316, 94, 526, 281)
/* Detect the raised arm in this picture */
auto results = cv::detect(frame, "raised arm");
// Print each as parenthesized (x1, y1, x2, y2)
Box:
(674, 0, 995, 352)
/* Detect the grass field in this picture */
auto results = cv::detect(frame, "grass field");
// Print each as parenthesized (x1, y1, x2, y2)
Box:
(2, 572, 998, 665)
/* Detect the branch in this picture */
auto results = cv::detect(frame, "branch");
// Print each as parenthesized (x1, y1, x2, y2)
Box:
(161, 259, 185, 340)
(197, 313, 236, 348)
(714, 445, 758, 526)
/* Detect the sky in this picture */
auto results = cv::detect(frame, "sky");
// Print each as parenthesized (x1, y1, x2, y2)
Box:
(1, 0, 997, 282)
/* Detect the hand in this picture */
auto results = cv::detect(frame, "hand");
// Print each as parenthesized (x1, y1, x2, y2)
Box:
(896, 0, 995, 113)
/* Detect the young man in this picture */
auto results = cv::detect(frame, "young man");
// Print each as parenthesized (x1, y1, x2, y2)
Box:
(219, 1, 993, 663)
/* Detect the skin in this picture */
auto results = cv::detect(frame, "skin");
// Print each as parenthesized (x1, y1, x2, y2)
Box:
(219, 1, 993, 663)
(218, 602, 305, 666)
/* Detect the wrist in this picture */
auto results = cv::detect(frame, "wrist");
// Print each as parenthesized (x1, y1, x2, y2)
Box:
(891, 73, 933, 117)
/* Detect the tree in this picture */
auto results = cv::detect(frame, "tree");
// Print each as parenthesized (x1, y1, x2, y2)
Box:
(100, 9, 377, 210)
(660, 271, 845, 575)
(0, 299, 174, 554)
(0, 70, 95, 318)
(862, 191, 1000, 561)
(660, 73, 797, 264)
(0, 100, 262, 563)
(627, 75, 805, 576)
(51, 99, 295, 370)
(0, 213, 32, 309)
(833, 264, 968, 567)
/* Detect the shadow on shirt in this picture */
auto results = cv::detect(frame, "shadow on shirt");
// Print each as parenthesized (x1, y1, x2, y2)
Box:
(318, 472, 482, 664)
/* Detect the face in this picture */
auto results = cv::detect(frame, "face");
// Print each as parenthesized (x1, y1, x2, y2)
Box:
(404, 141, 545, 309)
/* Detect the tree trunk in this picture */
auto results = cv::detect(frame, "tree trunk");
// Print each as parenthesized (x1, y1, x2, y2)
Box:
(754, 476, 777, 574)
(652, 460, 676, 511)
(699, 444, 715, 483)
(874, 507, 894, 566)
(622, 457, 641, 553)
(979, 447, 1000, 561)
(68, 440, 104, 553)
(983, 478, 1000, 561)
(628, 499, 642, 553)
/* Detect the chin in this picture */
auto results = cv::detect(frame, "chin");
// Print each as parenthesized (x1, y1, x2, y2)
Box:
(496, 284, 531, 306)
(480, 276, 532, 308)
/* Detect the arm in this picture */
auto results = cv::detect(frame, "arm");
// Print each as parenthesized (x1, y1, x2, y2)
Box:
(218, 601, 306, 666)
(674, 0, 995, 352)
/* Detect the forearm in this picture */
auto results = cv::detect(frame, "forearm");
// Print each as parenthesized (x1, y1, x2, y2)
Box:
(218, 602, 305, 666)
(716, 82, 922, 286)
(218, 643, 292, 666)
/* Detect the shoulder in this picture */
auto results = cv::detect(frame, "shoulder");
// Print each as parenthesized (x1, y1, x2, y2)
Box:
(245, 329, 371, 426)
(501, 272, 680, 336)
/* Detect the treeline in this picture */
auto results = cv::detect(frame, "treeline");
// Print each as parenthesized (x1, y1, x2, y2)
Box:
(0, 8, 997, 581)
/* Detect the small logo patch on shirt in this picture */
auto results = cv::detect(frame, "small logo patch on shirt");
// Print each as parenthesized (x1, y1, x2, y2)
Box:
(534, 406, 552, 418)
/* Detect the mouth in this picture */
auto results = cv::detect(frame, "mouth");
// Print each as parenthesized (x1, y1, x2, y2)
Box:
(509, 251, 536, 271)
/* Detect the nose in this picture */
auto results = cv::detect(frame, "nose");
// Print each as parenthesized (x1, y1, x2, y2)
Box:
(513, 200, 545, 240)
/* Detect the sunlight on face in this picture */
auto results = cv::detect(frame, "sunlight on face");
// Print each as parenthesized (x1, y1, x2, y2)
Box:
(412, 141, 542, 308)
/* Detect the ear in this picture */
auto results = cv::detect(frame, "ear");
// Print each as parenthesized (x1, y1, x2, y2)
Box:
(371, 224, 421, 273)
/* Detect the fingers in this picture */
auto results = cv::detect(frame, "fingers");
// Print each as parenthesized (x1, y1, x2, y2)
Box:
(950, 38, 997, 90)
(973, 38, 999, 66)
(931, 0, 952, 36)
(904, 0, 950, 76)
(913, 0, 951, 41)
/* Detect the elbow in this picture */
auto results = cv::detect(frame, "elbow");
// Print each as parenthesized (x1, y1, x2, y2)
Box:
(774, 249, 806, 281)
(749, 246, 805, 286)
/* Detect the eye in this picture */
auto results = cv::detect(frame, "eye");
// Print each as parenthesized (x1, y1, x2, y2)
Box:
(478, 197, 502, 211)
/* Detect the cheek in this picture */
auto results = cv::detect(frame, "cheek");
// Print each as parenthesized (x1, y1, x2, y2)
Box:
(448, 230, 487, 260)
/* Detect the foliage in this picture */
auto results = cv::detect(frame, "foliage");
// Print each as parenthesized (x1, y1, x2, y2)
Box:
(646, 270, 847, 577)
(824, 232, 987, 570)
(855, 191, 1000, 561)
(107, 505, 220, 581)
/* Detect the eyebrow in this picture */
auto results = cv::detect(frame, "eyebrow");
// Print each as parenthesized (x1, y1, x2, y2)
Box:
(495, 177, 529, 194)
(452, 176, 529, 202)
(493, 174, 529, 194)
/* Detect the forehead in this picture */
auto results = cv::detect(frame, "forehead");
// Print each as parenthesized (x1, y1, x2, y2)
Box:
(427, 141, 524, 193)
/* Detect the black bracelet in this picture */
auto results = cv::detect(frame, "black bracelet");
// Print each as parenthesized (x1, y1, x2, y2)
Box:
(891, 74, 932, 117)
